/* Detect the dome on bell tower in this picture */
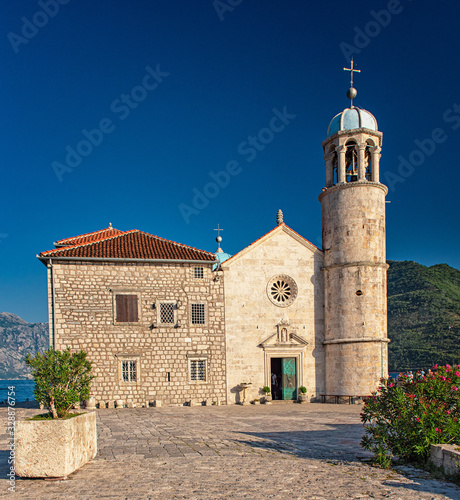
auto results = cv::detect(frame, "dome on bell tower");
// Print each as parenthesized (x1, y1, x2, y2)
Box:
(327, 107, 378, 137)
(321, 60, 383, 187)
(326, 58, 378, 137)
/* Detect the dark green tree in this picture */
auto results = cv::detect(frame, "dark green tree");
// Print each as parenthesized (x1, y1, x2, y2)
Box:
(26, 348, 94, 419)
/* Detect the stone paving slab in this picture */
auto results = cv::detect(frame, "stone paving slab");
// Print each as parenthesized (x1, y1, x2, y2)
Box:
(0, 404, 459, 499)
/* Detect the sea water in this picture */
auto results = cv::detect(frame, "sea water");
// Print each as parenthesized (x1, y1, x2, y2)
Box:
(0, 380, 35, 402)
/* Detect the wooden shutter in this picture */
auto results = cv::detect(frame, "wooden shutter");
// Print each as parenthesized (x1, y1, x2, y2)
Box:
(116, 295, 128, 322)
(116, 295, 138, 323)
(127, 295, 138, 322)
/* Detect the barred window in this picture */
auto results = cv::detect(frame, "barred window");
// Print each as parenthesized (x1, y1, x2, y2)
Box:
(122, 361, 137, 382)
(194, 267, 204, 279)
(191, 303, 205, 324)
(190, 359, 206, 382)
(160, 303, 175, 324)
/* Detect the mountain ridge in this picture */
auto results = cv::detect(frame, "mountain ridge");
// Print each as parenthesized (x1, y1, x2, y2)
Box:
(387, 260, 460, 371)
(0, 312, 48, 379)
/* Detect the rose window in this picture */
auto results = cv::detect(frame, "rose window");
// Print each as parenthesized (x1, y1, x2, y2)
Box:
(266, 275, 297, 307)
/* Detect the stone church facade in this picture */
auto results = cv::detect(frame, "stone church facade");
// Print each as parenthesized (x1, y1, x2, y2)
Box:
(222, 222, 325, 404)
(38, 85, 389, 407)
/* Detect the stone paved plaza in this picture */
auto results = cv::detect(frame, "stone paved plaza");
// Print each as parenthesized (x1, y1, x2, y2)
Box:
(1, 403, 460, 499)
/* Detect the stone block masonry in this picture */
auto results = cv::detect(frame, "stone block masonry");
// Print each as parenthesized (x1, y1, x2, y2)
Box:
(48, 261, 226, 407)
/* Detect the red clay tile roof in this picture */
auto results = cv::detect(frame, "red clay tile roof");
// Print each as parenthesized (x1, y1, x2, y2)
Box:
(40, 229, 216, 262)
(54, 226, 124, 247)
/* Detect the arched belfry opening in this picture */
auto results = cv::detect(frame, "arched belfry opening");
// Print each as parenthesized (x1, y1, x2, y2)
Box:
(365, 138, 379, 181)
(322, 125, 382, 187)
(332, 152, 338, 185)
(345, 141, 358, 182)
(365, 145, 373, 181)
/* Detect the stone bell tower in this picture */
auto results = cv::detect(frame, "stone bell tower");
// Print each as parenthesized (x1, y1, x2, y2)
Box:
(319, 60, 389, 396)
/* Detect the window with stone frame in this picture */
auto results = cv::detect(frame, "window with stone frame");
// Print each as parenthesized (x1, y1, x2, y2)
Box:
(115, 294, 139, 323)
(191, 303, 205, 324)
(121, 360, 137, 382)
(193, 267, 204, 279)
(189, 359, 206, 382)
(160, 302, 175, 324)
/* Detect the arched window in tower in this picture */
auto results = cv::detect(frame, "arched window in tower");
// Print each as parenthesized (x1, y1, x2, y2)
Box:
(345, 141, 358, 182)
(365, 140, 374, 181)
(332, 151, 338, 185)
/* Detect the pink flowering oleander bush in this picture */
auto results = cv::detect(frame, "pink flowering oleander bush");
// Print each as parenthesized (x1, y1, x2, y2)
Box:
(361, 365, 460, 468)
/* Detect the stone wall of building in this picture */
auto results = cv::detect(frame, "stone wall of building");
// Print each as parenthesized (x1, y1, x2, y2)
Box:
(222, 226, 325, 403)
(47, 260, 226, 407)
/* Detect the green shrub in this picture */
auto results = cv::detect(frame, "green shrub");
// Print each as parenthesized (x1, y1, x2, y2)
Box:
(262, 386, 271, 394)
(299, 386, 307, 394)
(361, 365, 460, 468)
(26, 348, 94, 419)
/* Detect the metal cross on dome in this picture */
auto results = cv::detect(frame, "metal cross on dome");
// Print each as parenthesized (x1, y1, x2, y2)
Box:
(343, 58, 361, 107)
(214, 224, 224, 251)
(213, 224, 223, 237)
(343, 58, 361, 87)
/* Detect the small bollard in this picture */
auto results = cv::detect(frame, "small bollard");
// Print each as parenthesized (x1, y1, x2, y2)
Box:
(85, 396, 96, 410)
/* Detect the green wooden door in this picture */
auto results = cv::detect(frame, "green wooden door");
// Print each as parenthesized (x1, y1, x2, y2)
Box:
(281, 357, 296, 400)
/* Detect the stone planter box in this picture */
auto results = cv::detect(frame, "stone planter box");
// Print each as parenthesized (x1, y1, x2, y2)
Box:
(14, 411, 97, 478)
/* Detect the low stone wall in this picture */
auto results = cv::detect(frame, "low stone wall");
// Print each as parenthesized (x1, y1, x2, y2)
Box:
(430, 444, 460, 475)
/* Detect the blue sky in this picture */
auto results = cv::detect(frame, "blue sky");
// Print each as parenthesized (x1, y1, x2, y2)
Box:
(1, 0, 459, 323)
